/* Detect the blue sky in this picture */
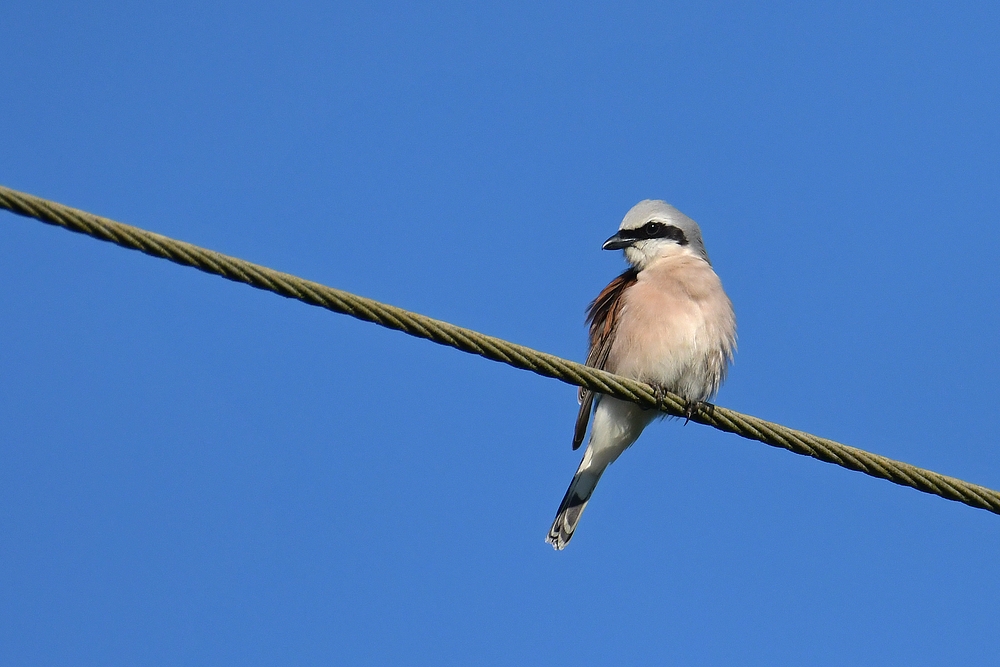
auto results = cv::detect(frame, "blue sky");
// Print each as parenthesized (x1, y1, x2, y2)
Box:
(2, 1, 999, 664)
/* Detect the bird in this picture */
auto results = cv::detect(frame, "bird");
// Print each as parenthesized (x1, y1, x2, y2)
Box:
(546, 200, 736, 550)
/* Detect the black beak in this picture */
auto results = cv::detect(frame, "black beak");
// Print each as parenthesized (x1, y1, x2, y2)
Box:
(602, 232, 631, 251)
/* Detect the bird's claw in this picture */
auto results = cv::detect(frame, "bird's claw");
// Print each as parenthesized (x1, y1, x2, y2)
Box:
(683, 400, 705, 424)
(651, 384, 667, 408)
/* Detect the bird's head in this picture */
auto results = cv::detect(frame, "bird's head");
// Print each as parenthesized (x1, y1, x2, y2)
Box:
(603, 200, 710, 270)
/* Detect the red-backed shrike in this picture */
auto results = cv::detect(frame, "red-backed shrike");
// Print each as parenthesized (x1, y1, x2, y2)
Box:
(547, 200, 737, 549)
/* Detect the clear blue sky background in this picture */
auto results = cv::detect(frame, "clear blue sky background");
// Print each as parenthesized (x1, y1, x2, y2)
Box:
(2, 2, 999, 664)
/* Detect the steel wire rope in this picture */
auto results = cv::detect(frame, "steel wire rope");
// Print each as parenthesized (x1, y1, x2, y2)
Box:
(2, 183, 999, 516)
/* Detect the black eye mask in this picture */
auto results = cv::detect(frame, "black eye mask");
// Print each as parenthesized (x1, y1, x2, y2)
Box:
(620, 221, 688, 245)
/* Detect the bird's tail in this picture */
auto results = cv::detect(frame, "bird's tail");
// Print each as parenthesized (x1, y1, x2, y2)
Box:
(546, 468, 603, 550)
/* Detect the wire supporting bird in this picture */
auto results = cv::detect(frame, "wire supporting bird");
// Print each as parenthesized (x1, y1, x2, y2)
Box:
(547, 200, 737, 550)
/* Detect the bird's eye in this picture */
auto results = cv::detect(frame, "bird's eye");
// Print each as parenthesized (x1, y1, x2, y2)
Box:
(643, 222, 664, 237)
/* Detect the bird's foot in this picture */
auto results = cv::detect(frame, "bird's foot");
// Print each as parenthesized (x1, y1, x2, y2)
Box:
(684, 401, 705, 426)
(683, 400, 709, 424)
(651, 384, 667, 408)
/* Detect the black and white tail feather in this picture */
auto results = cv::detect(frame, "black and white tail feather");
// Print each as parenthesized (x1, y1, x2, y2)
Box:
(546, 469, 602, 549)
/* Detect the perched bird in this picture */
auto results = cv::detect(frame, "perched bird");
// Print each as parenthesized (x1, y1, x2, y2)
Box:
(546, 200, 736, 550)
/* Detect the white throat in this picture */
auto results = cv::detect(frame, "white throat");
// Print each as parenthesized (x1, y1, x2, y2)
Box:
(624, 241, 701, 271)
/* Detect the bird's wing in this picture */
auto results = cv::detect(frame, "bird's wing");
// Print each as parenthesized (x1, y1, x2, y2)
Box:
(573, 268, 638, 450)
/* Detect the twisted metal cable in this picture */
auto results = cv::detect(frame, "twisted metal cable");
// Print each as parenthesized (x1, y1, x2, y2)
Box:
(2, 183, 998, 515)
